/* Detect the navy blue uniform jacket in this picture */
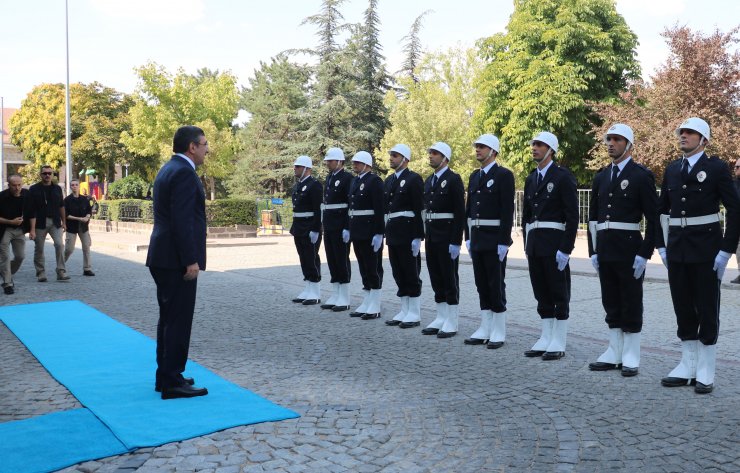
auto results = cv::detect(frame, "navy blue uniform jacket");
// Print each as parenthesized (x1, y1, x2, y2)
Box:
(383, 168, 424, 246)
(348, 172, 385, 240)
(465, 164, 515, 252)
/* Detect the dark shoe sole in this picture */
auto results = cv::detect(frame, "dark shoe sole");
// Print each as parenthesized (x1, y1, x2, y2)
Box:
(589, 362, 621, 371)
(661, 377, 696, 387)
(361, 313, 381, 320)
(621, 367, 639, 377)
(399, 322, 420, 328)
(385, 320, 402, 326)
(421, 328, 439, 335)
(302, 299, 320, 305)
(464, 338, 487, 345)
(437, 331, 456, 338)
(695, 382, 714, 394)
(524, 350, 545, 357)
(542, 351, 565, 360)
(291, 298, 305, 303)
(320, 304, 335, 310)
(486, 341, 504, 349)
(161, 388, 208, 399)
(331, 305, 350, 312)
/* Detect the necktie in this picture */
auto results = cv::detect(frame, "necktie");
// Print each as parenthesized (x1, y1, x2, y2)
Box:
(611, 165, 619, 183)
(431, 174, 438, 187)
(681, 159, 689, 181)
(537, 172, 543, 187)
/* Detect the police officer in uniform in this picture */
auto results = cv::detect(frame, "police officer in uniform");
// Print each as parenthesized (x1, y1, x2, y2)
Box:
(382, 144, 425, 329)
(522, 132, 579, 360)
(420, 142, 465, 338)
(347, 151, 385, 319)
(463, 135, 515, 348)
(657, 117, 740, 394)
(321, 147, 353, 312)
(587, 124, 658, 376)
(290, 155, 323, 305)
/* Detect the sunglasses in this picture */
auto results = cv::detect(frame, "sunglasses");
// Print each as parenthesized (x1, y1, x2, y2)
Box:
(40, 172, 52, 176)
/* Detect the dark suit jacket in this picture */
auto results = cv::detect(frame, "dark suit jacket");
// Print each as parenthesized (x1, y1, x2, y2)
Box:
(323, 168, 353, 232)
(587, 159, 659, 261)
(348, 172, 385, 240)
(521, 163, 579, 257)
(423, 168, 465, 245)
(465, 163, 515, 252)
(146, 155, 207, 270)
(290, 176, 322, 236)
(657, 153, 740, 262)
(383, 168, 424, 246)
(27, 182, 64, 229)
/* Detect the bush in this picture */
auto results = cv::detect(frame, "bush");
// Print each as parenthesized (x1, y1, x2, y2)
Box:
(108, 175, 149, 199)
(205, 198, 257, 226)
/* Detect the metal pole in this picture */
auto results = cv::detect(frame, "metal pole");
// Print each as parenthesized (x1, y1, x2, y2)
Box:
(1, 97, 5, 190)
(64, 0, 72, 194)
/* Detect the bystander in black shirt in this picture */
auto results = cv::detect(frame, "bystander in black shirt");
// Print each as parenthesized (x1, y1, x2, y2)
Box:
(27, 182, 64, 229)
(0, 188, 32, 236)
(64, 194, 92, 234)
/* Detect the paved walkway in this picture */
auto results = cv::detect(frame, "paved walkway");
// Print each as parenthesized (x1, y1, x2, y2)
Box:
(1, 232, 739, 472)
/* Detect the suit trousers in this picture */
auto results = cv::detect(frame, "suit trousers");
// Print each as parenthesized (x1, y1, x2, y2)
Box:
(388, 243, 422, 297)
(149, 266, 198, 389)
(353, 239, 383, 290)
(34, 218, 66, 276)
(597, 261, 643, 333)
(667, 261, 720, 345)
(293, 234, 321, 282)
(528, 255, 571, 319)
(425, 241, 459, 305)
(0, 227, 25, 286)
(471, 250, 507, 312)
(324, 230, 351, 284)
(64, 231, 92, 271)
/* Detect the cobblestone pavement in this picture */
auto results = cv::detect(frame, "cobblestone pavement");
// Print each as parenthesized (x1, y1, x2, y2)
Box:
(1, 234, 739, 473)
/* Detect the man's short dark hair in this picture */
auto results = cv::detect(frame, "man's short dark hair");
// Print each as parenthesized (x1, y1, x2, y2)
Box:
(173, 126, 205, 154)
(41, 165, 53, 171)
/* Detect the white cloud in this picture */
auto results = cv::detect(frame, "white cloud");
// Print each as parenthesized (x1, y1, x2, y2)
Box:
(88, 0, 205, 26)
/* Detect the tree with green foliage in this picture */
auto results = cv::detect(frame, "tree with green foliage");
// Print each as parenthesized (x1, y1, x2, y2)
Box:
(474, 0, 640, 184)
(107, 174, 149, 199)
(398, 10, 432, 84)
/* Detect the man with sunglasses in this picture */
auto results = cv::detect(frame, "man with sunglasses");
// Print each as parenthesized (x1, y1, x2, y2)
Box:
(27, 166, 68, 282)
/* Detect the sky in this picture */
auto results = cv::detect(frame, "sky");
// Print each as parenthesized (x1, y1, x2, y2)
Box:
(1, 0, 739, 111)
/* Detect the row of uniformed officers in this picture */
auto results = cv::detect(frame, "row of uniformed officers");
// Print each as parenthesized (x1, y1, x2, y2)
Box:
(289, 117, 739, 394)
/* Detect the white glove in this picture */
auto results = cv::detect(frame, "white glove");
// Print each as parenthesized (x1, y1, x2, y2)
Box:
(465, 240, 471, 252)
(342, 229, 350, 243)
(371, 234, 383, 252)
(555, 251, 569, 271)
(449, 244, 460, 260)
(632, 255, 647, 279)
(590, 254, 599, 272)
(497, 245, 509, 262)
(411, 238, 421, 257)
(309, 231, 319, 244)
(657, 247, 668, 269)
(713, 250, 731, 281)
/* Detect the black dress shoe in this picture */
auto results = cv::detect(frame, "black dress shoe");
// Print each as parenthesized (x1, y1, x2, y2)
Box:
(385, 320, 401, 326)
(349, 311, 365, 318)
(361, 313, 380, 320)
(621, 366, 639, 377)
(155, 377, 195, 392)
(320, 303, 335, 309)
(437, 331, 456, 338)
(332, 305, 350, 312)
(3, 286, 14, 295)
(524, 350, 545, 357)
(486, 341, 504, 349)
(464, 338, 486, 345)
(661, 376, 695, 387)
(694, 381, 714, 394)
(399, 321, 420, 328)
(292, 298, 305, 303)
(83, 270, 96, 276)
(302, 299, 320, 305)
(421, 327, 439, 335)
(161, 384, 208, 400)
(589, 361, 621, 371)
(542, 351, 565, 360)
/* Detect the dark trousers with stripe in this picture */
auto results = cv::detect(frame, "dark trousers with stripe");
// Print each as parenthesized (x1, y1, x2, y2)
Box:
(353, 239, 383, 290)
(294, 234, 321, 282)
(388, 243, 422, 297)
(528, 255, 570, 319)
(425, 241, 459, 305)
(471, 250, 507, 312)
(668, 261, 720, 345)
(324, 230, 351, 284)
(150, 267, 197, 389)
(598, 260, 644, 333)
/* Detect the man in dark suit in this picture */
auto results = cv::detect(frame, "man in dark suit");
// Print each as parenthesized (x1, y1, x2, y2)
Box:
(420, 142, 465, 338)
(321, 148, 353, 311)
(146, 125, 208, 400)
(290, 155, 323, 305)
(463, 135, 515, 348)
(347, 151, 385, 320)
(657, 117, 740, 394)
(521, 132, 579, 360)
(382, 144, 424, 329)
(27, 166, 68, 282)
(587, 124, 658, 377)
(732, 158, 740, 284)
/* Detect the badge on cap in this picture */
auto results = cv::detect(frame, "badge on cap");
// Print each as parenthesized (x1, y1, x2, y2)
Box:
(487, 179, 494, 188)
(360, 183, 365, 191)
(621, 180, 629, 190)
(302, 185, 307, 192)
(400, 180, 406, 187)
(697, 171, 707, 182)
(441, 180, 447, 188)
(547, 182, 554, 193)
(335, 180, 340, 187)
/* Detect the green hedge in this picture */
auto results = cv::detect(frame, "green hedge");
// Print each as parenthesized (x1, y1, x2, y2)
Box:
(95, 198, 257, 226)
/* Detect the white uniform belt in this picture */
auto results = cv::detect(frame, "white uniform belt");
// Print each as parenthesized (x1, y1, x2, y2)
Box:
(387, 211, 415, 219)
(349, 209, 375, 217)
(593, 221, 641, 231)
(425, 212, 455, 220)
(293, 211, 315, 218)
(467, 218, 501, 227)
(525, 221, 566, 238)
(668, 213, 720, 227)
(321, 203, 348, 210)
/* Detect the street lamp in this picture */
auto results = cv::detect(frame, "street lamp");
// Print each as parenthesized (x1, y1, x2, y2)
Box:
(65, 0, 72, 194)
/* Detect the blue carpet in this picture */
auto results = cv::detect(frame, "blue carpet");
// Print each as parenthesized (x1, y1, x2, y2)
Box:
(0, 408, 128, 473)
(0, 300, 299, 451)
